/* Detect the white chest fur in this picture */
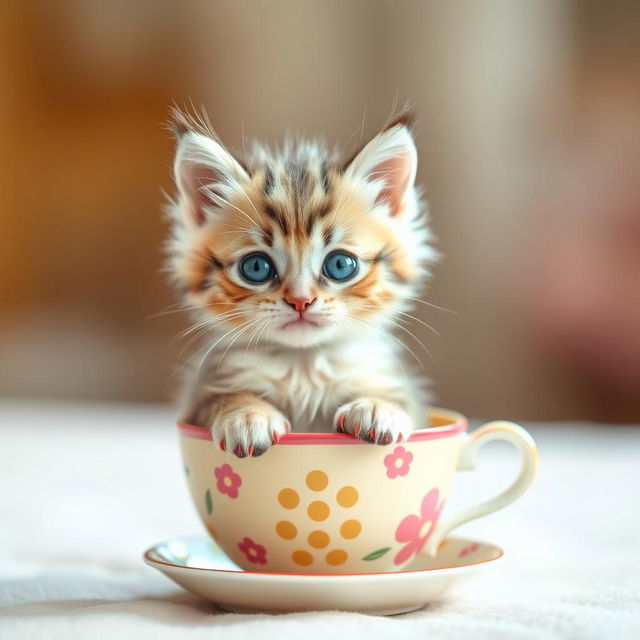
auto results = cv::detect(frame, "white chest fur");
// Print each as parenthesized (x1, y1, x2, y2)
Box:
(194, 336, 420, 431)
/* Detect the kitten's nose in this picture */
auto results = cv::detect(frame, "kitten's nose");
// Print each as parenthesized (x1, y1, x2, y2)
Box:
(284, 295, 316, 313)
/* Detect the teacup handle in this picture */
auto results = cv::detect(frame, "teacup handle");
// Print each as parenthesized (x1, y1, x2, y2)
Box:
(424, 421, 538, 556)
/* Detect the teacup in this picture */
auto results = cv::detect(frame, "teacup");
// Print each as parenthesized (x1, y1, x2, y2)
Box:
(179, 408, 537, 574)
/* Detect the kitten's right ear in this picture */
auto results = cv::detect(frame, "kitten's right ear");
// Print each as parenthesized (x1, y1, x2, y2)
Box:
(172, 121, 249, 227)
(344, 112, 417, 218)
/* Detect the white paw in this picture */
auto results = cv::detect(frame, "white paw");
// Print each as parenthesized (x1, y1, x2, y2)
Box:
(211, 407, 290, 458)
(334, 398, 413, 444)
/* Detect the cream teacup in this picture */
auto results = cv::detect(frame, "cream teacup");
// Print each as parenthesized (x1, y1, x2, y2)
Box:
(179, 408, 537, 574)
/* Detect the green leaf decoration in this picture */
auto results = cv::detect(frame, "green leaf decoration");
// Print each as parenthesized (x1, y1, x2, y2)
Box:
(205, 489, 213, 515)
(184, 464, 190, 476)
(362, 547, 391, 561)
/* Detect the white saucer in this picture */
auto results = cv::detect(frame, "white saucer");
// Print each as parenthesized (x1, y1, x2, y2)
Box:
(144, 535, 503, 615)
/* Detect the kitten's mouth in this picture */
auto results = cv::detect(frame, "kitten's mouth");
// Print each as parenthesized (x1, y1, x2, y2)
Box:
(281, 316, 321, 330)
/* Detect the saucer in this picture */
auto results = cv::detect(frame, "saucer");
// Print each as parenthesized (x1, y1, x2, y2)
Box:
(143, 535, 503, 615)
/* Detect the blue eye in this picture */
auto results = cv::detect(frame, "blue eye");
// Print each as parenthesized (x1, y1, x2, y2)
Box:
(322, 251, 358, 281)
(239, 253, 276, 283)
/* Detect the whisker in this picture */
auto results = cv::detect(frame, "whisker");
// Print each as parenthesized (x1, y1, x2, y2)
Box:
(394, 310, 441, 338)
(197, 318, 256, 375)
(346, 317, 410, 386)
(384, 318, 433, 363)
(246, 320, 263, 350)
(148, 303, 204, 319)
(402, 297, 457, 314)
(175, 313, 248, 356)
(264, 316, 273, 348)
(178, 319, 214, 340)
(217, 318, 262, 369)
(346, 314, 424, 370)
(177, 323, 220, 358)
(358, 304, 441, 339)
(243, 319, 265, 364)
(255, 317, 271, 351)
(178, 312, 246, 340)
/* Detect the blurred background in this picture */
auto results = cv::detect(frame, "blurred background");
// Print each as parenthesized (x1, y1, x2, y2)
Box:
(1, 0, 639, 423)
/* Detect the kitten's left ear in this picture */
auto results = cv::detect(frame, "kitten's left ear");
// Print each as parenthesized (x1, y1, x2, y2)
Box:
(344, 114, 418, 217)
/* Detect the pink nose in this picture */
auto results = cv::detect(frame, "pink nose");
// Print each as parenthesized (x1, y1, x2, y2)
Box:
(285, 295, 316, 313)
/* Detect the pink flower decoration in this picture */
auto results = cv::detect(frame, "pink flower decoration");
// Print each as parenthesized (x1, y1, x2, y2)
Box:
(214, 463, 242, 499)
(460, 542, 479, 557)
(384, 446, 414, 479)
(237, 537, 267, 565)
(394, 488, 445, 565)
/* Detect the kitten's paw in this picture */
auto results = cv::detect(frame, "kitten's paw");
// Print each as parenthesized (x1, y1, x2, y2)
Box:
(334, 398, 413, 444)
(211, 405, 290, 458)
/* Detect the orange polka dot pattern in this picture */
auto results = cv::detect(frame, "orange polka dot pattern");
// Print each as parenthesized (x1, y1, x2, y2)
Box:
(291, 550, 313, 566)
(305, 470, 328, 491)
(336, 486, 358, 508)
(276, 470, 362, 568)
(340, 519, 361, 539)
(308, 530, 330, 548)
(307, 500, 330, 521)
(275, 520, 297, 540)
(326, 549, 348, 566)
(278, 488, 300, 509)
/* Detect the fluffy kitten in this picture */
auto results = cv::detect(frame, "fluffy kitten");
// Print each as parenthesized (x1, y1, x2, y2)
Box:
(166, 109, 437, 457)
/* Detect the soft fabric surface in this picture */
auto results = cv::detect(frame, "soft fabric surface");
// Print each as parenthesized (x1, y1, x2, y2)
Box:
(0, 400, 638, 639)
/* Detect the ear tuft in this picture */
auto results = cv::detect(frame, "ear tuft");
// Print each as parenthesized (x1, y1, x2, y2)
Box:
(168, 110, 190, 140)
(168, 105, 217, 140)
(382, 110, 416, 132)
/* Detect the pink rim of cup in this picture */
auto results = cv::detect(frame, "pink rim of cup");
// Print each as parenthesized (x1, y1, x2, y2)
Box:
(178, 415, 468, 444)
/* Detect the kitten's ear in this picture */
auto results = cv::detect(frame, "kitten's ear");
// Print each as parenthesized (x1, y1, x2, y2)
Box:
(172, 124, 249, 226)
(344, 114, 417, 217)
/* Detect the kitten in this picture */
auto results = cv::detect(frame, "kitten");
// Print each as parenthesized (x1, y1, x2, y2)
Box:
(165, 109, 437, 457)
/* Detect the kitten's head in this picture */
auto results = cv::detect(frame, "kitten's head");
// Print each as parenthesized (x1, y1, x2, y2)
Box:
(166, 110, 436, 349)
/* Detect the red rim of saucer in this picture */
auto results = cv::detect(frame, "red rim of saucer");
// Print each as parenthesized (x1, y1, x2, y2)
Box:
(178, 408, 468, 444)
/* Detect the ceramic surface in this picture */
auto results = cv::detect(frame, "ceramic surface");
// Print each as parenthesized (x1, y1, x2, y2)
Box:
(144, 534, 504, 615)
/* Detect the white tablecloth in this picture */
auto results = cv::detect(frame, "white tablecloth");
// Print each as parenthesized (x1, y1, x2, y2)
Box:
(0, 400, 638, 639)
